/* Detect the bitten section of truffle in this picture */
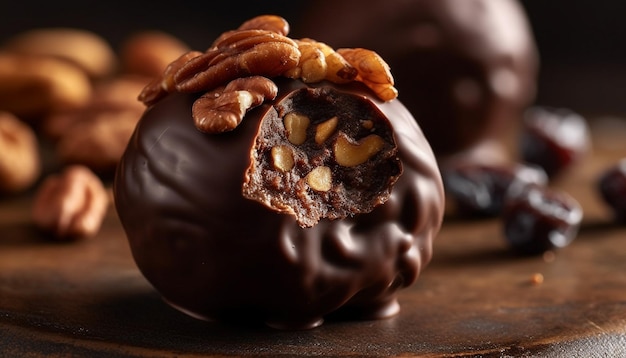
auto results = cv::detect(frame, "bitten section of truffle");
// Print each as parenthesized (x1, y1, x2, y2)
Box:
(244, 86, 401, 227)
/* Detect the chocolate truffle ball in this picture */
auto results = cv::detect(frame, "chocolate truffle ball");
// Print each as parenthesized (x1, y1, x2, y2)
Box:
(297, 0, 539, 156)
(113, 79, 444, 329)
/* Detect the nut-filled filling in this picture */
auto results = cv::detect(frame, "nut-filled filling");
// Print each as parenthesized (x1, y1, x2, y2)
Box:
(243, 86, 402, 228)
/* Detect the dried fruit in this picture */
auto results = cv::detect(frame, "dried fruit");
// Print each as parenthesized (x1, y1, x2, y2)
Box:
(443, 162, 548, 217)
(521, 106, 590, 178)
(502, 184, 582, 255)
(597, 158, 626, 223)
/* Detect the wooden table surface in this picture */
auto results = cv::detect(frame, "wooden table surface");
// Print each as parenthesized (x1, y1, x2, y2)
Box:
(1, 117, 626, 357)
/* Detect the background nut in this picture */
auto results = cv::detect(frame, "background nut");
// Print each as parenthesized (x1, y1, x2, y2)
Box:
(56, 109, 141, 174)
(120, 30, 190, 78)
(32, 165, 109, 240)
(4, 27, 117, 79)
(0, 53, 92, 119)
(0, 111, 41, 193)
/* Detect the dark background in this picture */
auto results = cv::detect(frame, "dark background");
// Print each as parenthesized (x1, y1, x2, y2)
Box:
(1, 1, 625, 116)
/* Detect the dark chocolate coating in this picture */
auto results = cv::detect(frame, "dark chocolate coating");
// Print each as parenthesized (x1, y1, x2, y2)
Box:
(113, 79, 444, 329)
(297, 0, 538, 156)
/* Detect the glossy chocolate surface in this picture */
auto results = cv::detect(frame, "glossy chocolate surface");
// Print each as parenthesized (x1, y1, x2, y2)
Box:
(298, 0, 538, 156)
(113, 79, 444, 329)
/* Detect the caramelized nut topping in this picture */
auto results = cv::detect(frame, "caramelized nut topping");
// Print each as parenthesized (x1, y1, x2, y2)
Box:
(337, 48, 398, 101)
(283, 40, 327, 83)
(237, 15, 290, 36)
(193, 76, 278, 133)
(175, 30, 300, 94)
(138, 14, 399, 123)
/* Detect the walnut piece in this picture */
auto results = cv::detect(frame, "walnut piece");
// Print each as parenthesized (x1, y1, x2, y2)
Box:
(336, 48, 398, 101)
(283, 40, 327, 83)
(138, 15, 399, 115)
(237, 15, 290, 36)
(0, 111, 41, 193)
(138, 51, 203, 106)
(285, 39, 358, 84)
(192, 76, 278, 133)
(32, 165, 109, 240)
(174, 30, 300, 94)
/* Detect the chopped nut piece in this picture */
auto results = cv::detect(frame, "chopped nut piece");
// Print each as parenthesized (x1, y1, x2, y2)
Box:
(334, 133, 384, 167)
(138, 51, 203, 106)
(32, 165, 109, 240)
(315, 116, 338, 145)
(271, 145, 295, 172)
(306, 166, 332, 192)
(362, 120, 374, 130)
(284, 112, 310, 145)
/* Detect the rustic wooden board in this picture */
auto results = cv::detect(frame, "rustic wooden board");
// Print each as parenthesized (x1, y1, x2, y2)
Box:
(1, 118, 626, 357)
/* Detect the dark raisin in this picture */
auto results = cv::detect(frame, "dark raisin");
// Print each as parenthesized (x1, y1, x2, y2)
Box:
(597, 159, 626, 223)
(521, 106, 590, 178)
(502, 184, 582, 255)
(442, 162, 547, 217)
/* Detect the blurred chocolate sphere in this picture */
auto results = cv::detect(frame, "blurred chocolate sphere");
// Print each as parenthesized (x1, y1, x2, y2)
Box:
(297, 0, 539, 156)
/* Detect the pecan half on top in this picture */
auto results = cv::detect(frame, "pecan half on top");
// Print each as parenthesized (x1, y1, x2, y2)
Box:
(138, 14, 398, 134)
